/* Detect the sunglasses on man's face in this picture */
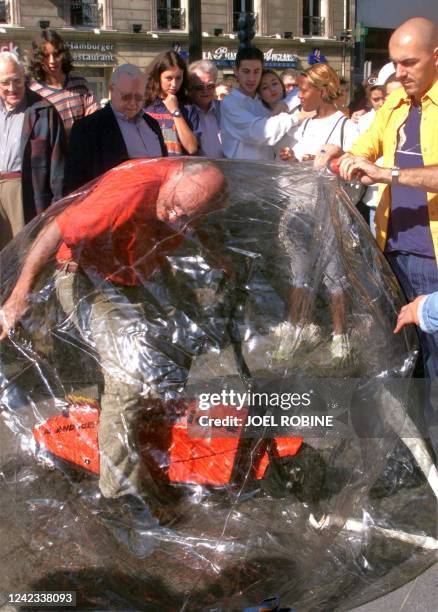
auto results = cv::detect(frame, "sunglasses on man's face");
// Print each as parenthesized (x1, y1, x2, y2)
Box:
(192, 83, 216, 92)
(113, 84, 144, 102)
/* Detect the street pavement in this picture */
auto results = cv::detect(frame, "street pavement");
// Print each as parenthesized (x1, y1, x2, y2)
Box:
(351, 561, 438, 611)
(0, 382, 437, 611)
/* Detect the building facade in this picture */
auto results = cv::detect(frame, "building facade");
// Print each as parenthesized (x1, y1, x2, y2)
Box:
(357, 0, 438, 74)
(0, 0, 351, 100)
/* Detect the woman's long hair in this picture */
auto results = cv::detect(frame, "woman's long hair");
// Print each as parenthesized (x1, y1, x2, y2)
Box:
(144, 50, 189, 106)
(29, 29, 73, 82)
(257, 69, 286, 109)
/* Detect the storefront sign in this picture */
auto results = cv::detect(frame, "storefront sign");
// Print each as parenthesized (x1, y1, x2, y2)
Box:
(67, 41, 116, 64)
(0, 41, 19, 55)
(203, 46, 300, 69)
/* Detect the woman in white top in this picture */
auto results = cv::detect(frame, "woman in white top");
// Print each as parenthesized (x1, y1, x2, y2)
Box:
(281, 64, 359, 162)
(257, 69, 300, 160)
(277, 64, 359, 365)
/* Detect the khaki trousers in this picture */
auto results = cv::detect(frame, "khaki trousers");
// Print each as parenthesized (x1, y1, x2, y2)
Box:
(54, 267, 190, 500)
(0, 178, 24, 251)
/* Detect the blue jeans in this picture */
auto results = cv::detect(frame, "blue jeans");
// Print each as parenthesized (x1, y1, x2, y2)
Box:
(386, 252, 438, 378)
(386, 252, 438, 460)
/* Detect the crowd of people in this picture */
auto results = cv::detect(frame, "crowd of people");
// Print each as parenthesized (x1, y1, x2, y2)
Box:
(0, 23, 422, 251)
(0, 15, 437, 518)
(0, 17, 437, 363)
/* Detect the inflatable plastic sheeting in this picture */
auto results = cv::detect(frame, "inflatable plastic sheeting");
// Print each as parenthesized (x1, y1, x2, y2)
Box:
(0, 157, 436, 611)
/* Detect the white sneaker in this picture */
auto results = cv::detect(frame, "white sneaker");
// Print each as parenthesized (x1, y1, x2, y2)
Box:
(273, 322, 321, 360)
(330, 334, 351, 365)
(300, 323, 321, 347)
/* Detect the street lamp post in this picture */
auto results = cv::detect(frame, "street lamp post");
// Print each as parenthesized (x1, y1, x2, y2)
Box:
(188, 0, 202, 61)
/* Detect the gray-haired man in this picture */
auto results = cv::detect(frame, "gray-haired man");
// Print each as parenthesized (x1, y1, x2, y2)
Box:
(64, 63, 166, 194)
(188, 59, 223, 158)
(0, 51, 65, 248)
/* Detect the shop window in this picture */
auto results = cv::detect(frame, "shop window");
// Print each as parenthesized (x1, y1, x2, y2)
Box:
(156, 0, 185, 31)
(233, 0, 256, 33)
(303, 0, 325, 36)
(71, 0, 102, 28)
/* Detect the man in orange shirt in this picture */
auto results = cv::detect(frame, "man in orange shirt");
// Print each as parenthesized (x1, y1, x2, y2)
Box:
(0, 157, 227, 521)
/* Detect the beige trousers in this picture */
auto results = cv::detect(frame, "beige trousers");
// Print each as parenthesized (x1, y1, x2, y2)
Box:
(54, 267, 190, 500)
(0, 178, 24, 251)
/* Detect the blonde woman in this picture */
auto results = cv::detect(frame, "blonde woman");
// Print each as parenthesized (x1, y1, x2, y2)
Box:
(281, 64, 359, 162)
(277, 64, 359, 365)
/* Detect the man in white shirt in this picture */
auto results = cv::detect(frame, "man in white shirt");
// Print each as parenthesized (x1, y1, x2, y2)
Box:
(188, 60, 223, 158)
(220, 47, 300, 161)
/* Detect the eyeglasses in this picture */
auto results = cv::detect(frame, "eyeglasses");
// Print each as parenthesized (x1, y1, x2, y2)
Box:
(112, 84, 144, 103)
(0, 77, 23, 89)
(191, 83, 216, 92)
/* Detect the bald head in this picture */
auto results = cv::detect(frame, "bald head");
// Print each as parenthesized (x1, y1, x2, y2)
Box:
(389, 17, 438, 101)
(156, 162, 227, 224)
(391, 17, 438, 52)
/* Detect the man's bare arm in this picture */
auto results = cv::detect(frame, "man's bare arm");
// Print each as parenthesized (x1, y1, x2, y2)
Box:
(396, 165, 438, 192)
(0, 220, 62, 339)
(338, 159, 438, 191)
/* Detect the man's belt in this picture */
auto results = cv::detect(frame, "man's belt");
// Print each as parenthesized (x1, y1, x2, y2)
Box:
(0, 171, 22, 180)
(55, 261, 79, 274)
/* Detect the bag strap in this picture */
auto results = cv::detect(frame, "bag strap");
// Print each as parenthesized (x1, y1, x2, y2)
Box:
(324, 115, 348, 148)
(340, 116, 348, 149)
(301, 118, 311, 137)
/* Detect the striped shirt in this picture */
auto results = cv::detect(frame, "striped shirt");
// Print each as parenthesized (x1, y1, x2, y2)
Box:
(29, 74, 98, 139)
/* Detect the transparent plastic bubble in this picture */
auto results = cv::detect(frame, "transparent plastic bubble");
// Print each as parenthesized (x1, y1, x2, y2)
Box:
(1, 158, 435, 611)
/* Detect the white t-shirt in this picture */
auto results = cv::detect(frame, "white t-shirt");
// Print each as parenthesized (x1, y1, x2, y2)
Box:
(285, 87, 301, 112)
(293, 111, 360, 161)
(220, 88, 300, 161)
(275, 128, 300, 163)
(357, 108, 376, 134)
(357, 109, 382, 209)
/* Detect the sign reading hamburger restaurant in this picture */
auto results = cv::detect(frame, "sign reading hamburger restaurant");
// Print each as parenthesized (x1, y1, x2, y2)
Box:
(67, 41, 116, 64)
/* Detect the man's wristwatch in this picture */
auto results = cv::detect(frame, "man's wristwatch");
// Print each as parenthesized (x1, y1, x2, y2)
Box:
(171, 109, 182, 118)
(391, 166, 400, 185)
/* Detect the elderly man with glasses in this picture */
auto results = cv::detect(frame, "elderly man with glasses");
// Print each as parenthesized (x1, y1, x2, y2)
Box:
(188, 60, 224, 158)
(64, 63, 166, 194)
(0, 51, 66, 249)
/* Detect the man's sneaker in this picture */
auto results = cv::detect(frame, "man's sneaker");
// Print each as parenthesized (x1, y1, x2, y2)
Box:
(330, 333, 351, 366)
(98, 494, 181, 557)
(99, 493, 179, 528)
(273, 321, 321, 360)
(300, 323, 321, 347)
(98, 494, 154, 525)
